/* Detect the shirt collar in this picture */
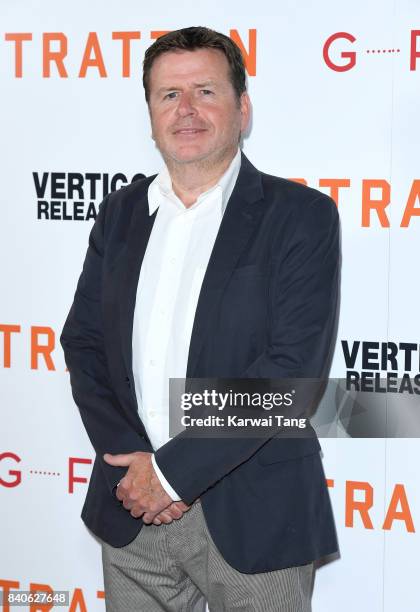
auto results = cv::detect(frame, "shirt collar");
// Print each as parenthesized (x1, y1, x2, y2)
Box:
(147, 148, 241, 216)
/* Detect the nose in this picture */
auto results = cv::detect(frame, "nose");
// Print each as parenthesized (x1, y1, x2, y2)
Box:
(176, 92, 197, 117)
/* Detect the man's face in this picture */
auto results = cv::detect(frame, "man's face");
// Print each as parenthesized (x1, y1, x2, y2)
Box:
(147, 48, 250, 167)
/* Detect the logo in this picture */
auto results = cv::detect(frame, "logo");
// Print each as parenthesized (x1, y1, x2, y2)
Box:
(342, 340, 420, 394)
(4, 29, 257, 78)
(33, 171, 145, 221)
(0, 451, 92, 492)
(323, 30, 420, 71)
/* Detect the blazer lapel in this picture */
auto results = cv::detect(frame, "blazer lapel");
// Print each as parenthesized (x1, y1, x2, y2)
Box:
(120, 183, 157, 380)
(187, 152, 264, 377)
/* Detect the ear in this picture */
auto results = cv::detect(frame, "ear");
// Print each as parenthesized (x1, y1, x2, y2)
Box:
(239, 91, 251, 133)
(149, 106, 156, 142)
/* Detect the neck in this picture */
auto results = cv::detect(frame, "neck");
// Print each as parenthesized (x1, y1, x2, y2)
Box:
(165, 148, 237, 208)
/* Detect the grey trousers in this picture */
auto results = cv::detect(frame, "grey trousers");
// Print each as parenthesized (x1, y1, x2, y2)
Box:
(101, 500, 313, 612)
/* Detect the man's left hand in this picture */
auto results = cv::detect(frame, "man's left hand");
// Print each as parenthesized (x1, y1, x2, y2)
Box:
(103, 451, 173, 523)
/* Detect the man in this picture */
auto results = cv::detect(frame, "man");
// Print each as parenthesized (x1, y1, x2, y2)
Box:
(61, 26, 339, 612)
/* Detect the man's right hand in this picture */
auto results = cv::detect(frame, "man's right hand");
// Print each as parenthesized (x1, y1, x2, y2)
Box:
(151, 501, 191, 525)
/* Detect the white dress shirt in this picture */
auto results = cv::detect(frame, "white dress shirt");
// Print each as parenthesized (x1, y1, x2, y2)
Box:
(132, 149, 241, 500)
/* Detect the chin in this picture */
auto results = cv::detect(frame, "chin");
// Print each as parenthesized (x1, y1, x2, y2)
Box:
(171, 149, 211, 165)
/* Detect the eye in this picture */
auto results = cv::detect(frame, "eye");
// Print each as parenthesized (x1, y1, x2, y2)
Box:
(201, 89, 213, 96)
(164, 91, 178, 100)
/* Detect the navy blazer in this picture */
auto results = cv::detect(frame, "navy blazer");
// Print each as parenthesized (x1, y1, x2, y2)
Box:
(60, 152, 340, 573)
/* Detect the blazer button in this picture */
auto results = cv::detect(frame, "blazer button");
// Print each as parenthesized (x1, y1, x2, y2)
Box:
(125, 376, 131, 388)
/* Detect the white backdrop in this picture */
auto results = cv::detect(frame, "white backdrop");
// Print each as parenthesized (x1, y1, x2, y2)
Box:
(1, 1, 419, 610)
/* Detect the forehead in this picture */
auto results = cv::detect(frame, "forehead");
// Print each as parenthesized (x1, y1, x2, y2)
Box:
(149, 48, 231, 87)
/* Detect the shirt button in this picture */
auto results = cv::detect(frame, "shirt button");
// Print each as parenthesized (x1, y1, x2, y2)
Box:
(149, 410, 156, 418)
(149, 359, 156, 366)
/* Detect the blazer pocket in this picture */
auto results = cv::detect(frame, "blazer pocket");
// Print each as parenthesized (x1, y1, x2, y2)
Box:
(257, 437, 321, 465)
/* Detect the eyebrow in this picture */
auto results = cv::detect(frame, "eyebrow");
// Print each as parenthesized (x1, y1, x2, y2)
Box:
(156, 81, 217, 95)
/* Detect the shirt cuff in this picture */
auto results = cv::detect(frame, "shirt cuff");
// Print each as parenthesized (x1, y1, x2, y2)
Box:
(151, 454, 182, 501)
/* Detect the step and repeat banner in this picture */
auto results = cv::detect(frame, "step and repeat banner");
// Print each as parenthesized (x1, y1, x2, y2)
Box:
(1, 1, 419, 610)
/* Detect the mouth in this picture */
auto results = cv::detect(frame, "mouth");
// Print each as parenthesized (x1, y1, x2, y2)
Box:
(173, 128, 207, 135)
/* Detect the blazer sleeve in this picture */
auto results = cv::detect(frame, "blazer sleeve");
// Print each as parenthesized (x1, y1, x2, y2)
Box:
(154, 194, 340, 504)
(60, 195, 151, 495)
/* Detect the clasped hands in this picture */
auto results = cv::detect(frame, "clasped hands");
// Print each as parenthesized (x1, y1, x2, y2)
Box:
(103, 451, 190, 525)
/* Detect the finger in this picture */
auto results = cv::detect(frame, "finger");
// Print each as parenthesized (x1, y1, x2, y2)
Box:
(146, 510, 173, 525)
(103, 453, 133, 467)
(158, 511, 174, 524)
(142, 501, 168, 523)
(116, 481, 132, 501)
(151, 503, 185, 523)
(166, 505, 183, 520)
(173, 501, 191, 512)
(116, 485, 127, 501)
(130, 507, 145, 519)
(123, 499, 134, 511)
(124, 497, 146, 513)
(129, 500, 150, 518)
(118, 484, 148, 501)
(142, 512, 159, 524)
